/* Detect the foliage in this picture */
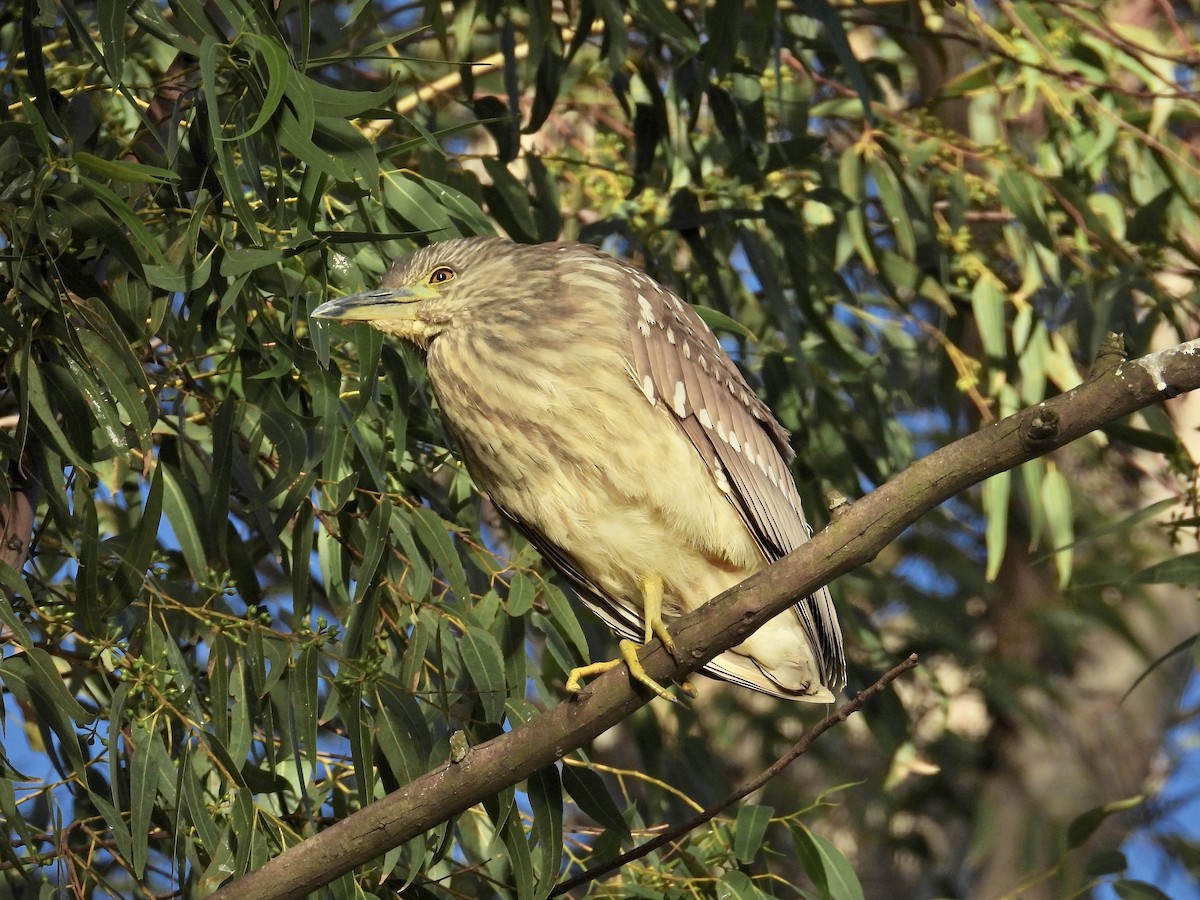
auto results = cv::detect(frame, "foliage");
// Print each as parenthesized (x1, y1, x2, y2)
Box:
(1, 0, 1198, 897)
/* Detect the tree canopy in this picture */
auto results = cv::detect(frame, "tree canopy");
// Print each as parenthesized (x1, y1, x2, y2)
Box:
(2, 0, 1199, 898)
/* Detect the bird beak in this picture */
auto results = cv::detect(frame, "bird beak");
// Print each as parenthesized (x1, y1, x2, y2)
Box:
(311, 284, 437, 322)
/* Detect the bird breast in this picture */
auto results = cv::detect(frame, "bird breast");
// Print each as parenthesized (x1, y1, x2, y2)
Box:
(424, 300, 767, 620)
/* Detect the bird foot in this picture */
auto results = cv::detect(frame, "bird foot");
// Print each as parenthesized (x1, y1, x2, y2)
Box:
(640, 575, 682, 663)
(648, 620, 697, 695)
(566, 639, 677, 702)
(648, 617, 680, 661)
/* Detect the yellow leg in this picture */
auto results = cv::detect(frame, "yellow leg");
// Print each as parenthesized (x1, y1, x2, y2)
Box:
(564, 575, 696, 701)
(566, 640, 675, 702)
(641, 576, 700, 696)
(640, 574, 677, 658)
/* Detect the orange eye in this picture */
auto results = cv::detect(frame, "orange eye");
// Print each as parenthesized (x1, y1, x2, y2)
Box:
(428, 266, 455, 285)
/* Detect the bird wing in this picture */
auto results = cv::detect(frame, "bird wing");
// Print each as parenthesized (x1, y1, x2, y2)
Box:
(620, 262, 845, 688)
(487, 496, 646, 645)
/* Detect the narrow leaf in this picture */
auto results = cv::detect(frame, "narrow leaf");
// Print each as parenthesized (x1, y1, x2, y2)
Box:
(460, 624, 507, 723)
(734, 804, 774, 865)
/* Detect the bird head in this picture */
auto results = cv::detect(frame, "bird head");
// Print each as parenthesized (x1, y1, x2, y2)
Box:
(311, 236, 538, 348)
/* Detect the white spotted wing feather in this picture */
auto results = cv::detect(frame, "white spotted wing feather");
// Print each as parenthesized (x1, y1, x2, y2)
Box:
(622, 263, 845, 692)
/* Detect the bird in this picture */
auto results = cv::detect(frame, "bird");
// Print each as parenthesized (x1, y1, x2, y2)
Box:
(312, 236, 845, 702)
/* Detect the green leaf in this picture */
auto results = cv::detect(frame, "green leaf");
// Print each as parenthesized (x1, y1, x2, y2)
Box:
(302, 69, 398, 118)
(293, 641, 320, 776)
(72, 174, 165, 270)
(561, 763, 631, 844)
(998, 171, 1054, 248)
(60, 353, 128, 451)
(941, 59, 1005, 97)
(391, 506, 433, 601)
(0, 582, 35, 647)
(870, 160, 915, 260)
(227, 658, 253, 764)
(106, 463, 163, 611)
(21, 352, 86, 468)
(482, 158, 539, 243)
(794, 824, 864, 900)
(528, 765, 564, 891)
(1130, 551, 1200, 585)
(129, 719, 157, 876)
(970, 276, 1008, 363)
(838, 149, 873, 271)
(340, 680, 374, 806)
(97, 0, 126, 75)
(0, 650, 93, 779)
(383, 170, 456, 238)
(811, 0, 873, 124)
(73, 152, 180, 184)
(235, 35, 291, 139)
(417, 175, 494, 236)
(88, 792, 135, 873)
(410, 505, 468, 600)
(311, 116, 379, 188)
(1040, 462, 1073, 587)
(161, 464, 209, 585)
(543, 583, 589, 658)
(501, 812, 536, 900)
(716, 870, 768, 899)
(734, 804, 774, 865)
(982, 469, 1011, 582)
(375, 680, 432, 783)
(693, 304, 756, 341)
(506, 572, 536, 617)
(1101, 422, 1180, 454)
(1067, 795, 1145, 849)
(1113, 880, 1173, 900)
(1084, 848, 1128, 878)
(181, 753, 223, 856)
(75, 330, 153, 452)
(459, 624, 507, 723)
(0, 775, 36, 875)
(222, 247, 286, 277)
(629, 0, 699, 52)
(355, 496, 391, 603)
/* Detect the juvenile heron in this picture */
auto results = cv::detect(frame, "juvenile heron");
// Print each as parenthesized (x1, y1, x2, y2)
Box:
(312, 237, 844, 702)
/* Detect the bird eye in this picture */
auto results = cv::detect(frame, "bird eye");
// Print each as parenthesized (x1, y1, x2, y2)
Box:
(428, 266, 455, 285)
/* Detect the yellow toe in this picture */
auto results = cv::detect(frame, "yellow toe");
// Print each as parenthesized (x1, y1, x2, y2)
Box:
(565, 658, 623, 694)
(618, 639, 676, 702)
(564, 641, 676, 702)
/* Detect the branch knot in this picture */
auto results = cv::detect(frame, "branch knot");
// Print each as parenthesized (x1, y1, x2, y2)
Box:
(1022, 407, 1060, 448)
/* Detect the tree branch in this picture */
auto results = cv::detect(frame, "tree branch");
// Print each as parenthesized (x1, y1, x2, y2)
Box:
(213, 337, 1200, 900)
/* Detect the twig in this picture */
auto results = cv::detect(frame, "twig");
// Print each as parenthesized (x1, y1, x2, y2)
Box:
(550, 653, 920, 896)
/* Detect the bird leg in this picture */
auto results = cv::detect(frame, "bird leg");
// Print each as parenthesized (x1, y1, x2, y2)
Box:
(641, 576, 698, 698)
(564, 575, 696, 701)
(640, 574, 674, 653)
(565, 640, 675, 701)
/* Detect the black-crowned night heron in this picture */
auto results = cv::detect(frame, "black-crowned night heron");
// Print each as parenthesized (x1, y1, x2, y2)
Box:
(312, 237, 844, 702)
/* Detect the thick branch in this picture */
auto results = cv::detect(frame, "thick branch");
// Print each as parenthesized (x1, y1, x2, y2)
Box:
(215, 339, 1200, 900)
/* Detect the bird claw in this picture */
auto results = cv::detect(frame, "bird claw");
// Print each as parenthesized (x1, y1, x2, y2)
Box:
(649, 617, 681, 663)
(565, 640, 677, 703)
(565, 575, 689, 702)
